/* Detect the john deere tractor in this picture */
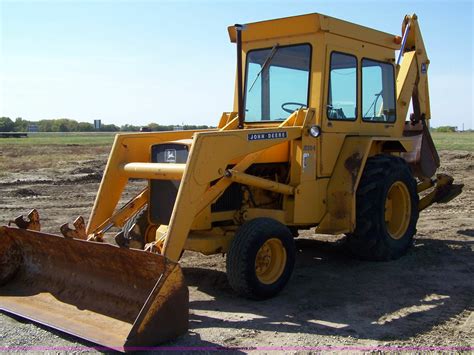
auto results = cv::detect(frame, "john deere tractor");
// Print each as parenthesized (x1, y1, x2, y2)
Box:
(0, 12, 462, 350)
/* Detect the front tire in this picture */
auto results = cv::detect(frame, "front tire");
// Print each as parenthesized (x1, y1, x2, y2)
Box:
(226, 218, 296, 300)
(347, 155, 419, 261)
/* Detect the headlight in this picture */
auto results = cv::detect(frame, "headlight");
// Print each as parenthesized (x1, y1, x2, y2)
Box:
(309, 125, 321, 138)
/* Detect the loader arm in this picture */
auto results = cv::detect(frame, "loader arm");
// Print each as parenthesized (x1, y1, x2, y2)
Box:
(162, 125, 303, 261)
(86, 130, 203, 235)
(162, 109, 311, 261)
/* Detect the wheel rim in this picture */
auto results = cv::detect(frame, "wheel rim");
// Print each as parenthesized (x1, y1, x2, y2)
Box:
(145, 225, 158, 244)
(255, 238, 287, 285)
(385, 181, 411, 240)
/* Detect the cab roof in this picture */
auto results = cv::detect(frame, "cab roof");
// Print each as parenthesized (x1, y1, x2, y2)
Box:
(228, 13, 400, 50)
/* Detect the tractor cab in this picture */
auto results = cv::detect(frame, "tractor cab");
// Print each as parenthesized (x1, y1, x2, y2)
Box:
(226, 13, 401, 137)
(243, 44, 311, 122)
(225, 13, 438, 181)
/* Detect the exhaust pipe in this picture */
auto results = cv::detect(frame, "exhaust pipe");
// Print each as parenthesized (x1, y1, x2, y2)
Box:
(235, 24, 245, 129)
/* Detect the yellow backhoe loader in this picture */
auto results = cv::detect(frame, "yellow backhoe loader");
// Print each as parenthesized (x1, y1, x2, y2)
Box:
(0, 13, 463, 350)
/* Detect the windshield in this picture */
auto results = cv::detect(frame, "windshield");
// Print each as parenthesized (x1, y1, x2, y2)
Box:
(244, 44, 311, 122)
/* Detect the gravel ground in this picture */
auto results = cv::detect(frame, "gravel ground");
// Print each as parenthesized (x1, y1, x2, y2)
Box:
(0, 150, 472, 352)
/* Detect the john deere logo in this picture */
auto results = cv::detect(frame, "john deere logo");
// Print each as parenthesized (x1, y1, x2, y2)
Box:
(248, 131, 288, 141)
(165, 149, 177, 163)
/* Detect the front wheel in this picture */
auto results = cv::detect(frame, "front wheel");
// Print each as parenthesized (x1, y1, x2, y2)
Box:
(226, 218, 296, 300)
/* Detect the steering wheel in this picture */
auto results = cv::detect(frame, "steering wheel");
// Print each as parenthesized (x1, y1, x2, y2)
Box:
(281, 102, 307, 114)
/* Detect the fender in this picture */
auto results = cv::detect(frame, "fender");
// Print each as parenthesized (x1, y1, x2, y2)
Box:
(316, 136, 413, 234)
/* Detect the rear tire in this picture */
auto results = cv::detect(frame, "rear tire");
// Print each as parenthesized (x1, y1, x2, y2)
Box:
(226, 218, 296, 300)
(346, 155, 419, 261)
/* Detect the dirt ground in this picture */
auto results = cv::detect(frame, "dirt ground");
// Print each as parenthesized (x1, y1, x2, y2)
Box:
(0, 148, 472, 351)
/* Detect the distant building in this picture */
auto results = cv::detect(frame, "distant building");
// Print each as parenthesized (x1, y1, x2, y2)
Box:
(94, 119, 101, 130)
(27, 124, 39, 132)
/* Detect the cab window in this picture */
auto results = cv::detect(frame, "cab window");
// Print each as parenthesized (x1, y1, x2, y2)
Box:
(362, 59, 396, 122)
(327, 52, 357, 120)
(244, 44, 311, 121)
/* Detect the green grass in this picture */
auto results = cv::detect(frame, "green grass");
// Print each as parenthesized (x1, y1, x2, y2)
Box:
(431, 131, 474, 152)
(0, 132, 115, 146)
(0, 131, 472, 151)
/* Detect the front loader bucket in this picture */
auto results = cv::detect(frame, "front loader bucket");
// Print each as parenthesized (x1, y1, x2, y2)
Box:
(0, 226, 188, 351)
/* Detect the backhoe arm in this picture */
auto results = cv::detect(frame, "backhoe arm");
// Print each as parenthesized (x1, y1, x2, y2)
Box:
(396, 14, 431, 126)
(398, 14, 440, 179)
(397, 14, 463, 208)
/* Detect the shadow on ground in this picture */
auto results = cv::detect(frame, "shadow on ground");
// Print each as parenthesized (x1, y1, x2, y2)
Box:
(183, 235, 473, 342)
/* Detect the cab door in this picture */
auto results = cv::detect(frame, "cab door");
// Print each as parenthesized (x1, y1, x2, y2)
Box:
(318, 41, 361, 177)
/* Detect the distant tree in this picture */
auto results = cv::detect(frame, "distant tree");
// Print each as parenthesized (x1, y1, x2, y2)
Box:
(78, 122, 94, 131)
(38, 120, 53, 132)
(53, 118, 79, 132)
(0, 117, 15, 132)
(183, 124, 211, 130)
(146, 123, 160, 131)
(2, 116, 213, 132)
(100, 124, 119, 132)
(14, 117, 29, 132)
(156, 124, 174, 131)
(139, 123, 212, 131)
(121, 124, 140, 132)
(433, 126, 457, 133)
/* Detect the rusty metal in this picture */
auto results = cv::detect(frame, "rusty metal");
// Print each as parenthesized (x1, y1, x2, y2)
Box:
(418, 174, 464, 211)
(60, 216, 87, 239)
(402, 120, 440, 179)
(0, 226, 188, 350)
(344, 152, 362, 190)
(8, 209, 40, 231)
(144, 240, 164, 254)
(87, 234, 104, 242)
(417, 177, 435, 193)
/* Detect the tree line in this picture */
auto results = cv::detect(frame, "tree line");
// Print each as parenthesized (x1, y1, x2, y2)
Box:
(0, 117, 211, 132)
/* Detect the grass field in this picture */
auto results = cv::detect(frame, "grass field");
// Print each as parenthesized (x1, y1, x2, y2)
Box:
(0, 132, 115, 146)
(430, 131, 473, 151)
(0, 131, 472, 151)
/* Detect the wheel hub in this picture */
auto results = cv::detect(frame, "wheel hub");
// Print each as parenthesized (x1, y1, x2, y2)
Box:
(385, 181, 411, 240)
(255, 238, 287, 284)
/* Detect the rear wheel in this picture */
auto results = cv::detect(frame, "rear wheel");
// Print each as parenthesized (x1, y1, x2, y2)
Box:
(347, 155, 419, 261)
(226, 218, 296, 300)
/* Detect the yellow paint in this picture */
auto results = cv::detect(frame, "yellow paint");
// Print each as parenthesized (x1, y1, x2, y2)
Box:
(244, 208, 286, 224)
(84, 12, 450, 260)
(385, 181, 411, 239)
(121, 163, 185, 180)
(184, 229, 235, 255)
(255, 238, 287, 285)
(316, 137, 372, 234)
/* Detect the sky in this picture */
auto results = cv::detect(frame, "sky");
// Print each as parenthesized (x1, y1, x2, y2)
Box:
(0, 0, 472, 129)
